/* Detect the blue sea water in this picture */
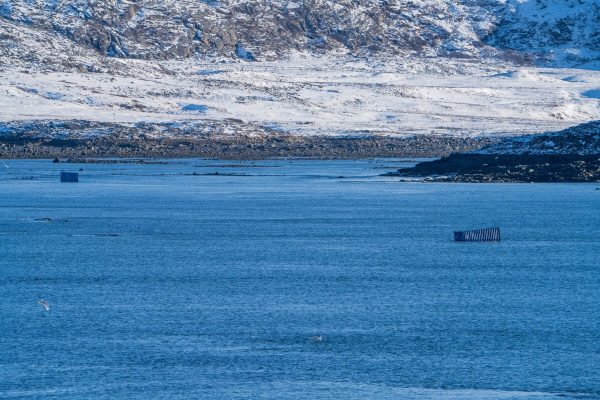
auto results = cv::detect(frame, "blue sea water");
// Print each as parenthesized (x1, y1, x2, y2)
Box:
(1, 159, 600, 400)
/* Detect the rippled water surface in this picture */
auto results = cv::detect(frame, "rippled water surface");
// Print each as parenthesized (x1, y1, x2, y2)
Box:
(1, 159, 600, 399)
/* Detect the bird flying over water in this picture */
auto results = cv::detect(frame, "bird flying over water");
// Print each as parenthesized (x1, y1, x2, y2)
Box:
(311, 335, 324, 343)
(38, 299, 50, 311)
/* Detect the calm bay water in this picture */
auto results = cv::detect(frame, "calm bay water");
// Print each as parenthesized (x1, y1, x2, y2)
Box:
(1, 159, 600, 399)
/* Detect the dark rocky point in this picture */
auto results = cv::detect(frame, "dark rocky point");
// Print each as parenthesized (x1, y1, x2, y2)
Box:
(392, 154, 600, 183)
(391, 121, 600, 183)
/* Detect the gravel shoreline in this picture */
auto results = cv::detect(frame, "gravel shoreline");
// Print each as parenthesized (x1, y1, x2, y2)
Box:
(0, 134, 496, 160)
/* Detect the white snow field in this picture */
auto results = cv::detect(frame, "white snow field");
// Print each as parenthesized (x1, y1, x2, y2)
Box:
(1, 55, 599, 138)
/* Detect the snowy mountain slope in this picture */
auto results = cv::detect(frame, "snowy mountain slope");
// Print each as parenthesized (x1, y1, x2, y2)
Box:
(2, 0, 599, 66)
(2, 0, 600, 70)
(0, 0, 500, 63)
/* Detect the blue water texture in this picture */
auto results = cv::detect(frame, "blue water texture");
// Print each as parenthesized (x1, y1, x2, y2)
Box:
(1, 159, 600, 399)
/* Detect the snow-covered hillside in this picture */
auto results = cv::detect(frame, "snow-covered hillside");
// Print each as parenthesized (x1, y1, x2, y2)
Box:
(1, 56, 599, 138)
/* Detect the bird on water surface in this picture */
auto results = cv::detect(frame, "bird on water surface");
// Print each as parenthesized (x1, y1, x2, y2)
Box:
(38, 299, 50, 311)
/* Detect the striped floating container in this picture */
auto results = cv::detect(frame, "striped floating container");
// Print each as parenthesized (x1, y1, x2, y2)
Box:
(454, 227, 501, 242)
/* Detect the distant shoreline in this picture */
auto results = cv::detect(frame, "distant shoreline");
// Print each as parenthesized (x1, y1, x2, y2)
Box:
(0, 135, 495, 161)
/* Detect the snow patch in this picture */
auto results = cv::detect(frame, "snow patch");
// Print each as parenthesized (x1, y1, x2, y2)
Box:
(582, 89, 600, 99)
(197, 70, 225, 76)
(181, 104, 209, 113)
(44, 92, 65, 100)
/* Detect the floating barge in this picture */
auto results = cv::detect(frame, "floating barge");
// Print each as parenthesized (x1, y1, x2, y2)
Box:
(454, 227, 501, 242)
(60, 172, 79, 183)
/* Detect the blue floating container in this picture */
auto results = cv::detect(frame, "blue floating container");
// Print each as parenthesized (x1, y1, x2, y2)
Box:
(454, 227, 500, 242)
(60, 172, 79, 183)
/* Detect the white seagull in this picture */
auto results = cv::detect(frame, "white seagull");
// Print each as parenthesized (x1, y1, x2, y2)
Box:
(311, 335, 324, 343)
(38, 299, 50, 311)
